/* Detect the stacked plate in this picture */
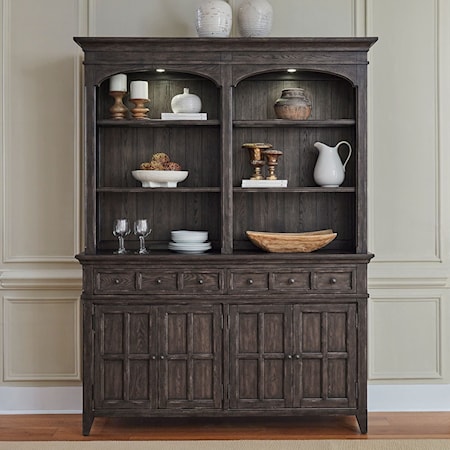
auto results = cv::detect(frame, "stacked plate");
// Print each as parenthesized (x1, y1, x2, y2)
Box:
(169, 230, 211, 254)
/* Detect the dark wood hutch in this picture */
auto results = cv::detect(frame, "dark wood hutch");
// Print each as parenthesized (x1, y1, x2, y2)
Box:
(74, 37, 376, 435)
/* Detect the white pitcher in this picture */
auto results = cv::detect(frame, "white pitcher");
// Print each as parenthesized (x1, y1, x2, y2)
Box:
(313, 141, 352, 187)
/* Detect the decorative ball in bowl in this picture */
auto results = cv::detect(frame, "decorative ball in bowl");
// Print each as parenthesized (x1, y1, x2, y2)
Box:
(132, 170, 188, 188)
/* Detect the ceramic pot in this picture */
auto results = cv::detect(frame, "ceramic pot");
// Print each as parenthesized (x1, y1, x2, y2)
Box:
(196, 0, 232, 38)
(238, 0, 273, 37)
(274, 88, 312, 120)
(171, 88, 202, 113)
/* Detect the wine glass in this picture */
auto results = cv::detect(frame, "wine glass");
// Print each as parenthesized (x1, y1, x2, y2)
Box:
(134, 219, 152, 254)
(112, 218, 130, 254)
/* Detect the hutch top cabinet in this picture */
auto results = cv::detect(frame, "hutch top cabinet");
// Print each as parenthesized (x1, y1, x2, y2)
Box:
(75, 37, 376, 436)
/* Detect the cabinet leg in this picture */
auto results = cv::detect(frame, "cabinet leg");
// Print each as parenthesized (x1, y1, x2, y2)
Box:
(82, 413, 94, 436)
(356, 411, 368, 434)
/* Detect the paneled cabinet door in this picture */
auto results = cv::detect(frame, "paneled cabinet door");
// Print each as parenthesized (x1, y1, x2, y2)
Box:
(94, 305, 158, 409)
(229, 304, 293, 409)
(229, 303, 358, 410)
(157, 304, 223, 409)
(293, 304, 357, 409)
(94, 304, 223, 410)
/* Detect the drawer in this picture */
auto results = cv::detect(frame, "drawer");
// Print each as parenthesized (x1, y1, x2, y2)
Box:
(229, 271, 269, 291)
(312, 270, 355, 292)
(272, 270, 311, 290)
(138, 271, 178, 292)
(181, 271, 222, 292)
(95, 271, 136, 293)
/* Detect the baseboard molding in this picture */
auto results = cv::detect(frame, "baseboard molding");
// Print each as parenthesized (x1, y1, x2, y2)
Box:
(368, 384, 450, 411)
(1, 385, 450, 414)
(0, 386, 82, 414)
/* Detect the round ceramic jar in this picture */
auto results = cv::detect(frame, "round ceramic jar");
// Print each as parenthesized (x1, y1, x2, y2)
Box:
(171, 88, 202, 113)
(238, 0, 273, 37)
(196, 0, 232, 38)
(274, 88, 312, 120)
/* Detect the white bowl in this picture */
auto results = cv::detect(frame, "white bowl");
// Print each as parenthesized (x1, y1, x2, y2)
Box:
(132, 170, 188, 188)
(171, 230, 208, 243)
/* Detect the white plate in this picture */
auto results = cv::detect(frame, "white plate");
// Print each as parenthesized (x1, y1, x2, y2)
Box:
(169, 241, 211, 249)
(170, 249, 211, 254)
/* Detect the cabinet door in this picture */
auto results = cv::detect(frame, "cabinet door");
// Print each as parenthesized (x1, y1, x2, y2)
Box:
(229, 304, 292, 409)
(94, 305, 158, 409)
(158, 304, 222, 409)
(293, 304, 357, 408)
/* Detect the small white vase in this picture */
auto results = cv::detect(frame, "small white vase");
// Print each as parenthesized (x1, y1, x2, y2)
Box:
(196, 0, 232, 38)
(171, 88, 202, 114)
(238, 0, 273, 37)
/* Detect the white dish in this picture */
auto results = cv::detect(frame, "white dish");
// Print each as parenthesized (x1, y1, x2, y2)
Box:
(170, 249, 211, 254)
(132, 170, 188, 188)
(168, 241, 211, 254)
(169, 242, 211, 249)
(171, 230, 208, 243)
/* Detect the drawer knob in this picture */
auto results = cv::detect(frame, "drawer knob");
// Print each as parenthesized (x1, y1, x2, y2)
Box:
(288, 278, 295, 285)
(247, 279, 254, 285)
(114, 279, 120, 284)
(295, 354, 300, 359)
(287, 354, 292, 359)
(151, 356, 156, 360)
(330, 277, 337, 284)
(160, 355, 165, 360)
(156, 279, 162, 284)
(198, 279, 204, 285)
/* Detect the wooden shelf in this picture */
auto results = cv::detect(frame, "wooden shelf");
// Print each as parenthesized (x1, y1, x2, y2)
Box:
(233, 119, 356, 128)
(98, 119, 220, 127)
(233, 187, 355, 193)
(97, 187, 221, 193)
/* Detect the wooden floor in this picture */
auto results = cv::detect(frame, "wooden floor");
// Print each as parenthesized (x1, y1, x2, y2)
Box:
(0, 413, 450, 441)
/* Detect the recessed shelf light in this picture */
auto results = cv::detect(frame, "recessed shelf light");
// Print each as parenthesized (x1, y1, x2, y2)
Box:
(156, 68, 165, 73)
(287, 68, 297, 73)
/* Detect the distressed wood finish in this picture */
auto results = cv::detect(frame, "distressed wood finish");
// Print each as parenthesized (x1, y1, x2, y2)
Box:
(74, 37, 376, 436)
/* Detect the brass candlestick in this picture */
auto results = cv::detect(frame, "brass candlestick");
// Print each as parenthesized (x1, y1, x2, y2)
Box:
(262, 149, 283, 180)
(109, 91, 128, 119)
(130, 98, 150, 119)
(242, 143, 273, 180)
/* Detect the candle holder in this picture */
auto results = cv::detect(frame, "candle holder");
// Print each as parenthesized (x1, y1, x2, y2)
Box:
(242, 143, 273, 180)
(109, 91, 128, 120)
(130, 98, 150, 120)
(262, 149, 283, 180)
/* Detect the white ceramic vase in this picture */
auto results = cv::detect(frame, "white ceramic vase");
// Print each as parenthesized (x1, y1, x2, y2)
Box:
(171, 88, 202, 114)
(238, 0, 273, 37)
(196, 0, 232, 38)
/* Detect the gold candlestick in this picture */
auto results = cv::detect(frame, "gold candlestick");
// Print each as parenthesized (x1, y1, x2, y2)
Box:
(262, 149, 283, 180)
(242, 143, 273, 180)
(109, 91, 128, 119)
(130, 98, 150, 120)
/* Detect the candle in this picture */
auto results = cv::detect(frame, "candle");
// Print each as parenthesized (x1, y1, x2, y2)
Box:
(130, 81, 148, 99)
(109, 73, 127, 92)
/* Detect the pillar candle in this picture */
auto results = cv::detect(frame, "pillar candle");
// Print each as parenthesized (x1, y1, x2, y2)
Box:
(130, 81, 148, 99)
(109, 73, 127, 92)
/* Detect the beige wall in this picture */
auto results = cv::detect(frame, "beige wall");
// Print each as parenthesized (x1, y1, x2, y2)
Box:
(0, 0, 449, 411)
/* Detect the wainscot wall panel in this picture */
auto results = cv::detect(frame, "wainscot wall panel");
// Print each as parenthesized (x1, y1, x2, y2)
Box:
(369, 295, 443, 380)
(3, 293, 81, 381)
(2, 0, 82, 262)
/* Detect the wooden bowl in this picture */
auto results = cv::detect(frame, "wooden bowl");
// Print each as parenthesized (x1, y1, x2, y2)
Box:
(246, 229, 337, 253)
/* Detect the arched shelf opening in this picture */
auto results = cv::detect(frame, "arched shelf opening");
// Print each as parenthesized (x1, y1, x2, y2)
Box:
(234, 69, 355, 122)
(98, 70, 220, 121)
